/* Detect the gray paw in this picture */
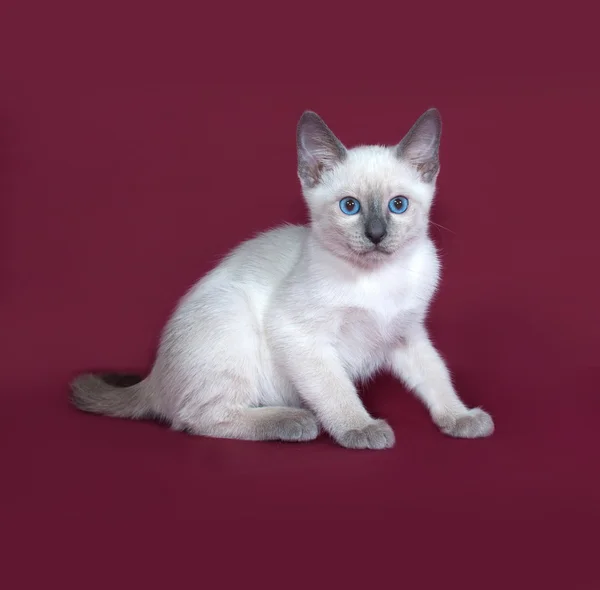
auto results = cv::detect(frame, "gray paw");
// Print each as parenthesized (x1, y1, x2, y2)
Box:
(337, 420, 395, 450)
(436, 408, 494, 438)
(275, 411, 320, 442)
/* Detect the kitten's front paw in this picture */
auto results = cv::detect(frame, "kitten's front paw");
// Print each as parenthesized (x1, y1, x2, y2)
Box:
(336, 420, 395, 450)
(436, 408, 494, 439)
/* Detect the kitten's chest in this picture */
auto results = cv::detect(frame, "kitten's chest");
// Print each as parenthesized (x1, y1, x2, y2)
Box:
(339, 299, 417, 349)
(334, 302, 416, 380)
(345, 262, 430, 330)
(335, 273, 427, 365)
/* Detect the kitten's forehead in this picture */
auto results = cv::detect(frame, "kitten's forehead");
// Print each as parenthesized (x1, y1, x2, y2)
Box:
(332, 145, 425, 199)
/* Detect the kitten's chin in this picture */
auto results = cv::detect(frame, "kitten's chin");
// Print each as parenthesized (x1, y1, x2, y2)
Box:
(342, 246, 394, 269)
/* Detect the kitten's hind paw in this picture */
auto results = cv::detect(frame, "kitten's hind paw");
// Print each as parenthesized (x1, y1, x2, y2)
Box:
(336, 419, 395, 450)
(274, 411, 320, 442)
(436, 408, 494, 439)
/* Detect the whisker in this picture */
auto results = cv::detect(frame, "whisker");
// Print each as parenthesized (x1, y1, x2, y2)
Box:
(430, 220, 456, 235)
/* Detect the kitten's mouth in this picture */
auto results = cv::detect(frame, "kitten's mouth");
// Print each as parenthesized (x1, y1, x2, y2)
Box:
(353, 246, 392, 259)
(369, 236, 418, 256)
(367, 245, 392, 255)
(342, 245, 394, 268)
(359, 238, 416, 257)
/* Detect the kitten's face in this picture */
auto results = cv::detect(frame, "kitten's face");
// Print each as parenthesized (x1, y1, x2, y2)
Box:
(297, 110, 441, 268)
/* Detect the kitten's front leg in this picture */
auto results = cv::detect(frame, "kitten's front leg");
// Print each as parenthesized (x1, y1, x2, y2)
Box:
(389, 325, 494, 438)
(276, 340, 394, 450)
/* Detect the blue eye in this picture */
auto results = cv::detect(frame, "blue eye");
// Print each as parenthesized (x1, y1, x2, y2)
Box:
(339, 197, 361, 215)
(388, 196, 409, 214)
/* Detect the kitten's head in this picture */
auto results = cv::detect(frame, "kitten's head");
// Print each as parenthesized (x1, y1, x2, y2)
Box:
(297, 109, 441, 267)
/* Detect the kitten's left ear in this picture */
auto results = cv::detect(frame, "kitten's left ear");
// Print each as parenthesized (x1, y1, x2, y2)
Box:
(395, 108, 442, 183)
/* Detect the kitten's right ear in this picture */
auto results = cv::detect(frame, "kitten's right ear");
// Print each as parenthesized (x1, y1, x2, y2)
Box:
(297, 111, 347, 188)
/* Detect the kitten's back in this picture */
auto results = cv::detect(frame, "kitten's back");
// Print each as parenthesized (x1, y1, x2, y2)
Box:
(219, 224, 307, 285)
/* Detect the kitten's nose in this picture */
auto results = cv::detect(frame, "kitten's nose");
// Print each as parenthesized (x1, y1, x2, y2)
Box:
(365, 218, 387, 244)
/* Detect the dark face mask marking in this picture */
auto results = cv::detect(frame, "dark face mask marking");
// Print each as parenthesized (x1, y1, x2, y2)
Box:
(364, 214, 387, 244)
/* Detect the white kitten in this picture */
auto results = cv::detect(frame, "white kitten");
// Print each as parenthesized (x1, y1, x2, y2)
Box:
(71, 109, 494, 449)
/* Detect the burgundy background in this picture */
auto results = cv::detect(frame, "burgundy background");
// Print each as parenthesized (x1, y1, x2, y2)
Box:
(1, 1, 599, 588)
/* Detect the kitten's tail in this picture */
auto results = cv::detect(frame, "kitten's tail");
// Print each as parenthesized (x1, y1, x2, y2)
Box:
(70, 373, 152, 420)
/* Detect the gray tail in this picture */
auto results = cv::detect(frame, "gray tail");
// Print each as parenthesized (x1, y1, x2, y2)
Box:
(70, 373, 151, 420)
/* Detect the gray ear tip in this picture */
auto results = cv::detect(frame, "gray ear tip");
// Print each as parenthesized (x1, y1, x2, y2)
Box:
(424, 107, 442, 122)
(299, 110, 323, 125)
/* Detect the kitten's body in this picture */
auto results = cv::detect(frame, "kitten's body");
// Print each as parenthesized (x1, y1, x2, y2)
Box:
(72, 112, 494, 449)
(157, 223, 437, 426)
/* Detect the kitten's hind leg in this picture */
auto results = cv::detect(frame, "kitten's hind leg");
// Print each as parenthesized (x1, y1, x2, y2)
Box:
(183, 406, 320, 442)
